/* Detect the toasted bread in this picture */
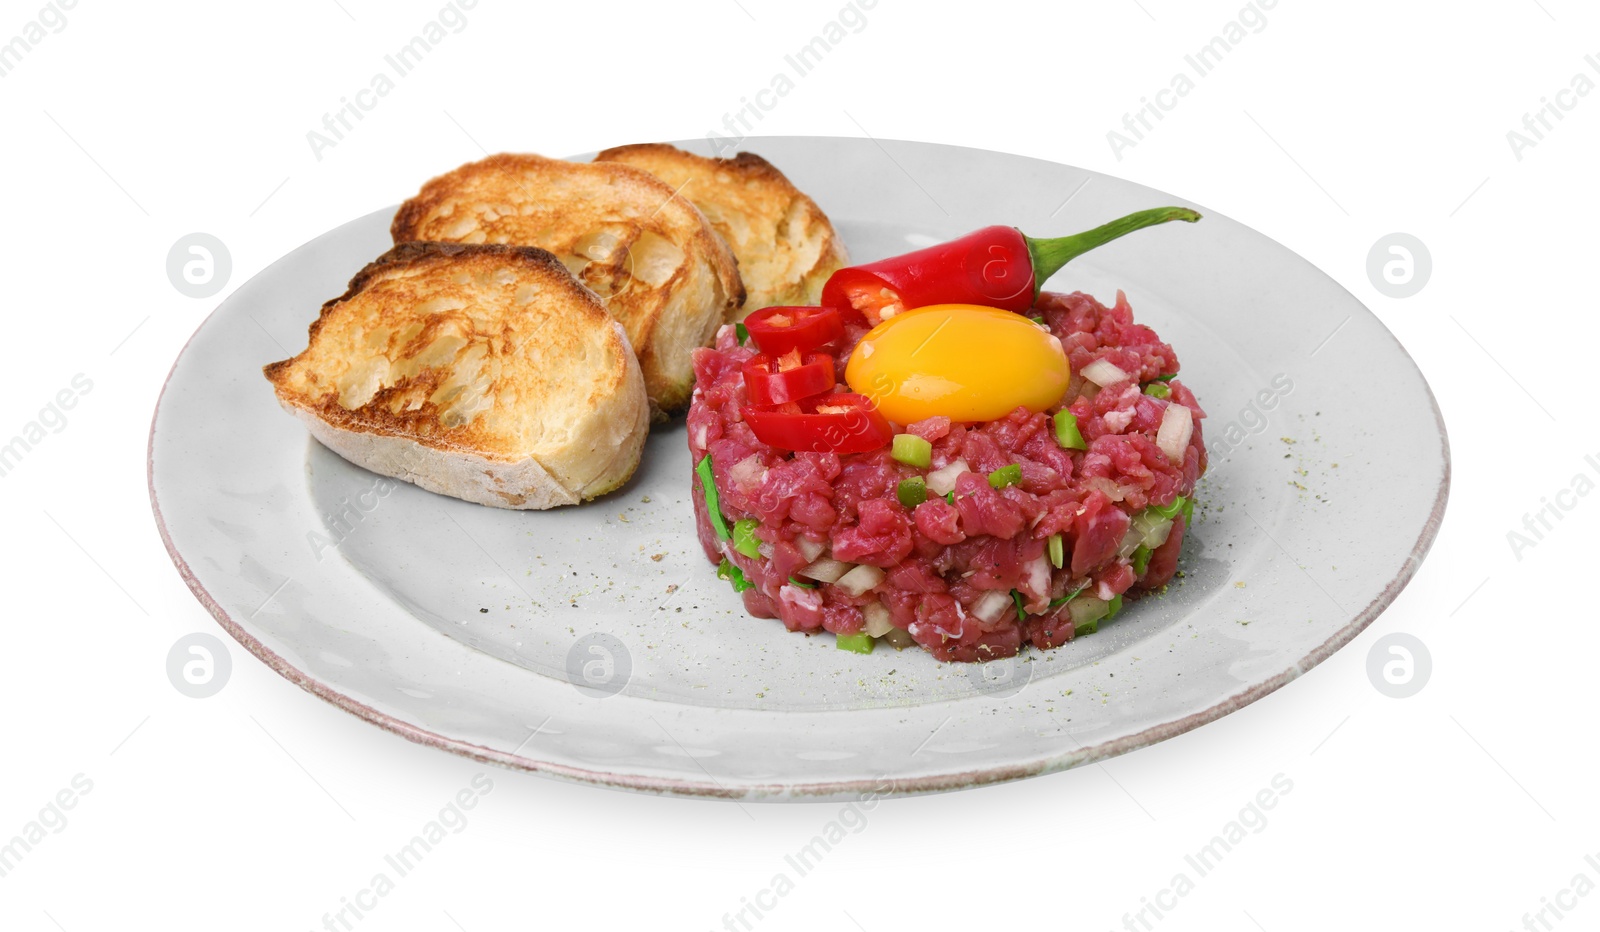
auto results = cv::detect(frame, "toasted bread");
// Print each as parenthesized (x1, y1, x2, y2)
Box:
(391, 154, 743, 413)
(263, 242, 648, 510)
(594, 143, 848, 314)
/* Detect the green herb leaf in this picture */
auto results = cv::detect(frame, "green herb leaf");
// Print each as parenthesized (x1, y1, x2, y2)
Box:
(717, 558, 754, 593)
(1048, 583, 1090, 610)
(696, 455, 731, 540)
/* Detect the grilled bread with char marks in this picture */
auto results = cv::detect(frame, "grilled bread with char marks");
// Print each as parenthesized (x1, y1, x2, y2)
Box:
(263, 242, 647, 509)
(391, 153, 743, 413)
(595, 143, 848, 314)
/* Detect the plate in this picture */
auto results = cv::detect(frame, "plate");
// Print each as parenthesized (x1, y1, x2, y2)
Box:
(149, 137, 1449, 800)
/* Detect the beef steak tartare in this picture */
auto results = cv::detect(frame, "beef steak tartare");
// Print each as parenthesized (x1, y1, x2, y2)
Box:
(687, 290, 1206, 663)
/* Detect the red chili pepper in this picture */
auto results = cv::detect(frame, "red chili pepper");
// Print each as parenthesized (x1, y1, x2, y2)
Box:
(742, 350, 836, 406)
(743, 392, 893, 454)
(820, 207, 1202, 323)
(742, 305, 844, 356)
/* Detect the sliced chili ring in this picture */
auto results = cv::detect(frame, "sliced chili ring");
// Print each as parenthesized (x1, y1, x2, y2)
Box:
(742, 305, 844, 356)
(820, 268, 906, 326)
(742, 350, 836, 406)
(743, 392, 893, 455)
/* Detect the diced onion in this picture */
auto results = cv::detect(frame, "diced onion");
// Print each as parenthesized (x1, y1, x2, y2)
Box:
(836, 564, 886, 596)
(798, 557, 853, 584)
(862, 602, 893, 638)
(1156, 403, 1194, 464)
(795, 536, 825, 563)
(1085, 476, 1128, 502)
(1118, 524, 1145, 559)
(1069, 596, 1110, 628)
(729, 454, 766, 492)
(971, 589, 1012, 623)
(926, 458, 970, 496)
(1025, 554, 1052, 601)
(1129, 512, 1174, 551)
(1081, 358, 1131, 387)
(1142, 516, 1173, 549)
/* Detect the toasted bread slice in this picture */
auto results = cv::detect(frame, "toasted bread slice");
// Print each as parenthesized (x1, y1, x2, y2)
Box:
(263, 242, 647, 510)
(594, 143, 848, 314)
(391, 154, 743, 413)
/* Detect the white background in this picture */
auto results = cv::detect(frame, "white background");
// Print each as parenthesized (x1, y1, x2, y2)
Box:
(0, 1, 1593, 930)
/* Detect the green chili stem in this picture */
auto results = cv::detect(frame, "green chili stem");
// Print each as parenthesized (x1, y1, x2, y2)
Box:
(1025, 207, 1202, 293)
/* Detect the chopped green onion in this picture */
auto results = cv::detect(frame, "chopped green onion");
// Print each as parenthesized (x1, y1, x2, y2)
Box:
(717, 558, 753, 593)
(1150, 495, 1187, 520)
(1048, 533, 1065, 569)
(988, 464, 1022, 489)
(897, 476, 928, 508)
(891, 433, 933, 468)
(732, 518, 762, 559)
(1106, 593, 1124, 619)
(1182, 496, 1195, 526)
(735, 322, 749, 345)
(1012, 589, 1027, 617)
(836, 633, 875, 654)
(1132, 545, 1152, 575)
(1029, 315, 1045, 325)
(787, 576, 816, 589)
(945, 491, 956, 506)
(696, 455, 731, 540)
(1151, 372, 1176, 382)
(1144, 382, 1171, 399)
(1054, 410, 1087, 450)
(1049, 583, 1090, 609)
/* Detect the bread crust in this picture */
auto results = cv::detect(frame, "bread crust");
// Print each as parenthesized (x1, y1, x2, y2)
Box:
(594, 143, 848, 313)
(264, 242, 648, 509)
(392, 154, 743, 411)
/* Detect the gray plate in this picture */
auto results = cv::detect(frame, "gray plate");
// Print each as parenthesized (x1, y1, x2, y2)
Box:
(149, 137, 1449, 800)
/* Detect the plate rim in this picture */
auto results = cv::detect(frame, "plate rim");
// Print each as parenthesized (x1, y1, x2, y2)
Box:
(147, 136, 1451, 800)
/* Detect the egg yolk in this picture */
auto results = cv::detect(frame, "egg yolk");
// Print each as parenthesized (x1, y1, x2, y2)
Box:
(844, 304, 1070, 425)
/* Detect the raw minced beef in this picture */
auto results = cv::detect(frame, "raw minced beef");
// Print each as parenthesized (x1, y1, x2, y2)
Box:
(688, 290, 1206, 662)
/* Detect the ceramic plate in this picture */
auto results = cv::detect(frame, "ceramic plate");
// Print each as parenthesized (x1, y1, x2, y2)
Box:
(149, 137, 1449, 800)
